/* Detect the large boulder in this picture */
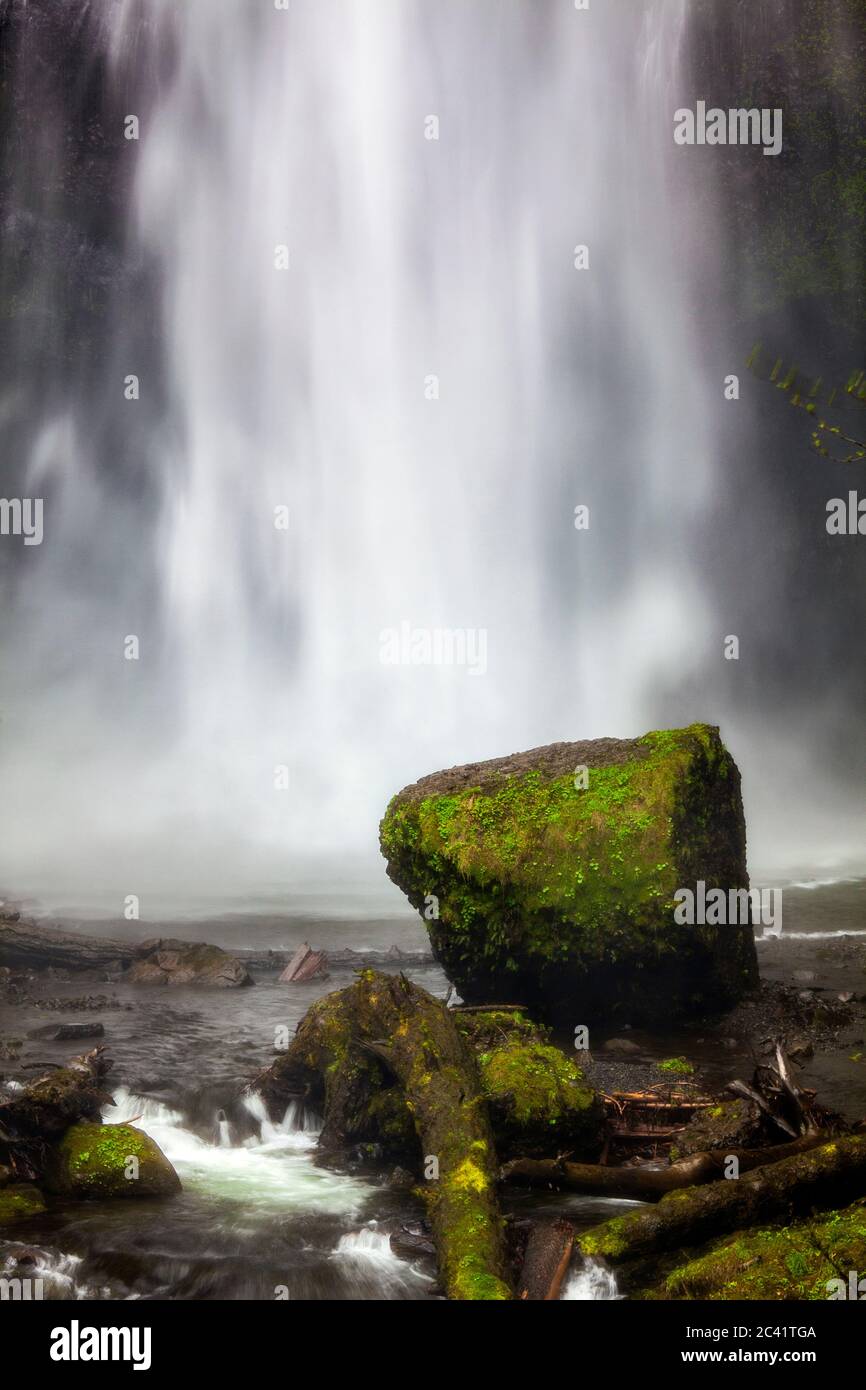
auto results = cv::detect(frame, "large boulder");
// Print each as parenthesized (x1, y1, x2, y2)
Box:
(127, 940, 253, 988)
(380, 725, 758, 1026)
(44, 1121, 181, 1198)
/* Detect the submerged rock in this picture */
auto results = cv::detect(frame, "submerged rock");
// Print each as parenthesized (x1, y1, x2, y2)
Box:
(45, 1121, 181, 1198)
(127, 940, 253, 988)
(380, 724, 758, 1026)
(0, 1183, 46, 1226)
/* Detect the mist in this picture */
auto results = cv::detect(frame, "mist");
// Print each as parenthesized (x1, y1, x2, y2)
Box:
(1, 0, 863, 916)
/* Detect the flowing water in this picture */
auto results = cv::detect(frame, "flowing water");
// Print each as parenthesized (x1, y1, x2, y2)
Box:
(2, 876, 864, 1300)
(1, 0, 864, 1301)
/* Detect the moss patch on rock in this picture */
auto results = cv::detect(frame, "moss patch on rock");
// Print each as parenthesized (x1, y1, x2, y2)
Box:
(380, 725, 757, 1025)
(475, 1038, 603, 1160)
(0, 1183, 46, 1225)
(45, 1122, 181, 1199)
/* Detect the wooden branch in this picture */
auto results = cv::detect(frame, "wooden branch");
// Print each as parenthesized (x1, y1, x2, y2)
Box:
(575, 1133, 866, 1266)
(502, 1131, 834, 1201)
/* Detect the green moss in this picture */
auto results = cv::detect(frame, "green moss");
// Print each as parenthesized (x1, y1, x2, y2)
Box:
(428, 1141, 512, 1300)
(381, 724, 756, 1024)
(578, 1217, 630, 1261)
(0, 1183, 46, 1225)
(659, 1057, 695, 1076)
(46, 1122, 180, 1199)
(477, 1039, 602, 1159)
(640, 1200, 866, 1300)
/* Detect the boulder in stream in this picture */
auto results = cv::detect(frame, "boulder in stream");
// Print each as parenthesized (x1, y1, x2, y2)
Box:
(127, 940, 253, 988)
(380, 724, 758, 1026)
(44, 1121, 181, 1198)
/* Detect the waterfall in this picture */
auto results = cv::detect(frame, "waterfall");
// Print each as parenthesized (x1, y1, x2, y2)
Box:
(561, 1258, 622, 1301)
(2, 0, 729, 903)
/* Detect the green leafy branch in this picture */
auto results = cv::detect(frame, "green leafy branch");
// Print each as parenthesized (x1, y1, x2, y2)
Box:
(747, 345, 866, 464)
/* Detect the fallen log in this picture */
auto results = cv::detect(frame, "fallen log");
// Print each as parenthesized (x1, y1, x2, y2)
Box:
(253, 969, 511, 1300)
(0, 918, 135, 972)
(502, 1131, 834, 1200)
(575, 1133, 866, 1265)
(518, 1219, 575, 1300)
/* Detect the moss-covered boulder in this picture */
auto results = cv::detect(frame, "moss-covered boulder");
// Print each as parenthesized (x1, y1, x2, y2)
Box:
(380, 725, 758, 1026)
(453, 1009, 603, 1160)
(45, 1122, 181, 1199)
(638, 1199, 866, 1300)
(476, 1039, 603, 1161)
(0, 1183, 46, 1225)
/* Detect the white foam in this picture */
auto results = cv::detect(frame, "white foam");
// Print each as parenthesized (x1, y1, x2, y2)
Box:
(561, 1258, 621, 1301)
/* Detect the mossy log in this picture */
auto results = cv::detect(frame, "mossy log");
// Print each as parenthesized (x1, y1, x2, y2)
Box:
(637, 1198, 866, 1300)
(258, 997, 603, 1168)
(502, 1132, 835, 1200)
(576, 1134, 866, 1266)
(257, 970, 511, 1300)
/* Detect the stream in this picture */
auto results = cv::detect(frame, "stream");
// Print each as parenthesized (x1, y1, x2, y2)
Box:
(2, 875, 864, 1301)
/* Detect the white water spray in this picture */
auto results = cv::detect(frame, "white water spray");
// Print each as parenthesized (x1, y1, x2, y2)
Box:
(4, 0, 728, 901)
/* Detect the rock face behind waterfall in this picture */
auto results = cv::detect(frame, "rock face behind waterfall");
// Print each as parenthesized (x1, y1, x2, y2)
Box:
(379, 725, 758, 1026)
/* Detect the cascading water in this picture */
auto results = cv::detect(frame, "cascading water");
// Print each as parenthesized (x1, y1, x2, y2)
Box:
(2, 0, 730, 905)
(561, 1258, 622, 1301)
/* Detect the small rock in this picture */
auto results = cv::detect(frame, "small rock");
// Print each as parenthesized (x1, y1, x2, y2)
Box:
(387, 1166, 416, 1191)
(602, 1037, 641, 1055)
(26, 1022, 105, 1042)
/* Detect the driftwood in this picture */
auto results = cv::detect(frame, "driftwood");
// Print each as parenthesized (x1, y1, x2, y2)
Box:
(726, 1039, 827, 1139)
(0, 917, 135, 972)
(502, 1131, 833, 1200)
(518, 1220, 575, 1300)
(278, 943, 328, 984)
(575, 1133, 866, 1266)
(0, 1045, 115, 1180)
(254, 970, 511, 1300)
